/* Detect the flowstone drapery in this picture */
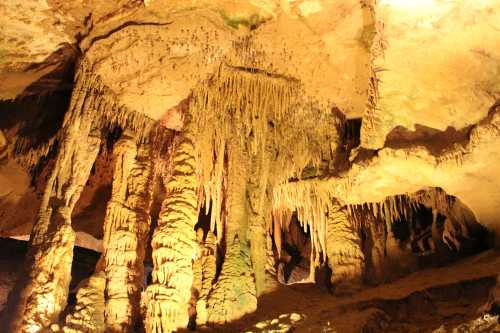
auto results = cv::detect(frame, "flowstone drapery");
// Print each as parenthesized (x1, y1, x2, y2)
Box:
(144, 135, 198, 333)
(102, 132, 155, 332)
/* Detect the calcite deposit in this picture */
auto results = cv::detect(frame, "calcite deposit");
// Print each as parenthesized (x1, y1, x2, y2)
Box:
(0, 0, 499, 332)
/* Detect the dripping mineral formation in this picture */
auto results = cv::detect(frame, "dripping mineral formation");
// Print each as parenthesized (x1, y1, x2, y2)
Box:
(0, 1, 499, 332)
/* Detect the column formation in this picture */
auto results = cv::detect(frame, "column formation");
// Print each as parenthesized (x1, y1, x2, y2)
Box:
(144, 136, 198, 333)
(103, 132, 155, 332)
(62, 272, 106, 333)
(326, 204, 365, 294)
(4, 93, 101, 332)
(206, 141, 257, 324)
(195, 230, 217, 326)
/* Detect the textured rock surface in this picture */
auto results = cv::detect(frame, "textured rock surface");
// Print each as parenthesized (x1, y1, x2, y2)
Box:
(0, 0, 499, 332)
(63, 272, 106, 333)
(103, 133, 155, 332)
(144, 136, 198, 333)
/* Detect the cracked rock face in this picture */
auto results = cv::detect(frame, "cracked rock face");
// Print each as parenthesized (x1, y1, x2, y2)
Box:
(0, 0, 499, 332)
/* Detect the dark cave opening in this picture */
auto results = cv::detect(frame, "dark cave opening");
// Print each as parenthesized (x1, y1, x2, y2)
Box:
(277, 213, 312, 285)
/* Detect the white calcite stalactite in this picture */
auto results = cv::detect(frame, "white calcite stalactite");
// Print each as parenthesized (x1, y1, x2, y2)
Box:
(4, 97, 101, 333)
(103, 133, 155, 332)
(144, 136, 198, 333)
(326, 204, 365, 294)
(62, 272, 106, 333)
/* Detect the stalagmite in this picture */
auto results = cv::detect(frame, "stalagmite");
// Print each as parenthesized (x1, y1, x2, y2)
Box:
(195, 230, 217, 326)
(144, 134, 198, 333)
(62, 272, 106, 333)
(3, 79, 101, 332)
(206, 237, 257, 324)
(326, 204, 365, 294)
(364, 216, 387, 284)
(102, 132, 155, 332)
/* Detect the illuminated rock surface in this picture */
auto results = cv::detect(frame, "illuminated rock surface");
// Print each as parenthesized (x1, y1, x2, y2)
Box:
(0, 0, 499, 332)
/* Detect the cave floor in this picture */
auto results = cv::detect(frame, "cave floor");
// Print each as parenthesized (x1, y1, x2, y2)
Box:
(199, 250, 500, 333)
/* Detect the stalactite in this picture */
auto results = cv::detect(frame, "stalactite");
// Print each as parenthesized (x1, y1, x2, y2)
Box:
(102, 132, 155, 332)
(195, 230, 217, 326)
(189, 63, 343, 243)
(2, 74, 102, 332)
(272, 181, 336, 258)
(62, 272, 106, 333)
(144, 135, 198, 333)
(326, 204, 365, 294)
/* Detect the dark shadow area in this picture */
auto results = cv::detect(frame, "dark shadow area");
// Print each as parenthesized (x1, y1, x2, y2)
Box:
(277, 213, 311, 285)
(384, 123, 472, 156)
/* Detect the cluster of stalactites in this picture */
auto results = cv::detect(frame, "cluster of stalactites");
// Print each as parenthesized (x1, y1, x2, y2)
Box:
(272, 183, 466, 265)
(189, 64, 344, 243)
(189, 63, 301, 240)
(345, 187, 457, 232)
(272, 180, 339, 259)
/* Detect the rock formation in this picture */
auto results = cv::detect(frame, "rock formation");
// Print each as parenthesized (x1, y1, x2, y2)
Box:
(0, 0, 499, 332)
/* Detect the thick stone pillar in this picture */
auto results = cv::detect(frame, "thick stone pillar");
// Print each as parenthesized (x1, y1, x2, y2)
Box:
(144, 136, 198, 333)
(247, 152, 271, 297)
(206, 140, 257, 324)
(4, 98, 101, 332)
(326, 204, 365, 294)
(102, 133, 155, 332)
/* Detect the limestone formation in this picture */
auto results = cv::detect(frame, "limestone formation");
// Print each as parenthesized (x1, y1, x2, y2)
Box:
(144, 135, 198, 333)
(103, 133, 155, 332)
(2, 74, 102, 332)
(63, 272, 106, 333)
(206, 237, 257, 324)
(0, 0, 499, 332)
(194, 230, 217, 326)
(325, 205, 365, 293)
